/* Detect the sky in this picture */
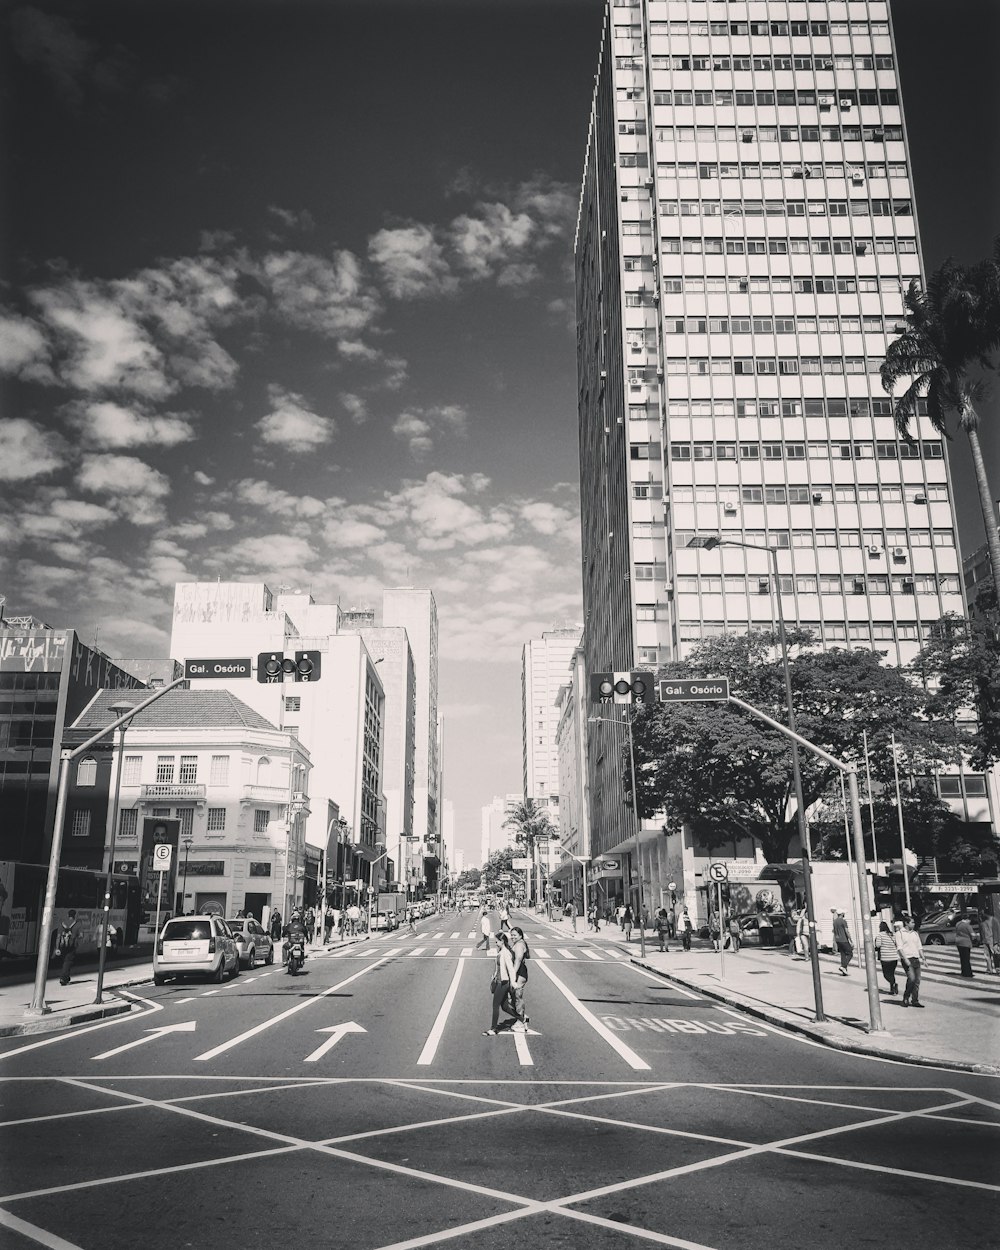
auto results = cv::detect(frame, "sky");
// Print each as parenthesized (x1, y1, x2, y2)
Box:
(1, 0, 997, 864)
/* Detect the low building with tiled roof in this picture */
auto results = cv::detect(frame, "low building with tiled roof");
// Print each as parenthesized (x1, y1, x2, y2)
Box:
(67, 688, 311, 927)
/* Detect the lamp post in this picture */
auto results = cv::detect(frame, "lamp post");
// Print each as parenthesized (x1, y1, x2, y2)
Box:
(94, 701, 136, 1005)
(588, 711, 647, 958)
(558, 848, 590, 919)
(688, 534, 825, 1021)
(180, 833, 194, 913)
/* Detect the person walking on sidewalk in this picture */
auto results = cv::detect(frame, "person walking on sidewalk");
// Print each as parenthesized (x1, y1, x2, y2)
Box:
(875, 920, 899, 995)
(56, 910, 79, 985)
(832, 909, 853, 975)
(475, 908, 492, 953)
(792, 909, 808, 960)
(978, 909, 1000, 974)
(955, 914, 975, 978)
(654, 908, 670, 953)
(897, 918, 924, 1007)
(622, 905, 634, 942)
(727, 915, 741, 952)
(680, 907, 693, 951)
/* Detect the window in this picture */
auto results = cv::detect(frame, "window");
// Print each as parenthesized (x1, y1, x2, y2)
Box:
(77, 757, 97, 787)
(119, 808, 138, 839)
(71, 810, 91, 837)
(765, 487, 787, 504)
(284, 696, 301, 713)
(179, 755, 198, 784)
(207, 808, 226, 832)
(156, 756, 175, 784)
(209, 755, 229, 786)
(742, 487, 764, 504)
(122, 755, 141, 785)
(253, 809, 270, 834)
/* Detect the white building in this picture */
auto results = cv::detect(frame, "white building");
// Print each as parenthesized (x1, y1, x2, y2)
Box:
(72, 688, 310, 922)
(521, 625, 583, 816)
(480, 794, 519, 867)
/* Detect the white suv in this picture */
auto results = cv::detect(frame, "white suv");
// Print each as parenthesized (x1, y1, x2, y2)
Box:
(153, 915, 240, 985)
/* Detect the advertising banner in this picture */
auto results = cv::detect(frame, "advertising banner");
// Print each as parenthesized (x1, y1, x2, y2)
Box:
(139, 818, 180, 921)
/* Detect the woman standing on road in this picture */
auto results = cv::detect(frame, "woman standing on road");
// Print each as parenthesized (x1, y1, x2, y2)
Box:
(508, 926, 530, 1033)
(875, 920, 899, 995)
(484, 931, 517, 1036)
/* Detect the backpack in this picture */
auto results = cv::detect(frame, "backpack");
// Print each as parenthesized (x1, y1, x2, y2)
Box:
(57, 924, 76, 952)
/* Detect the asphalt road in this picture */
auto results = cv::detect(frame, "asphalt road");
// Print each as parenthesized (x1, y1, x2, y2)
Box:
(1, 912, 997, 1250)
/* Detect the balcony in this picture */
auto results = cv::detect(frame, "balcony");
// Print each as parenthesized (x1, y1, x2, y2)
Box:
(140, 783, 206, 803)
(240, 784, 289, 805)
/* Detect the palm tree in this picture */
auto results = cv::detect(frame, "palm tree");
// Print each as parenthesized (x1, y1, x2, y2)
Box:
(502, 798, 553, 906)
(880, 243, 1000, 597)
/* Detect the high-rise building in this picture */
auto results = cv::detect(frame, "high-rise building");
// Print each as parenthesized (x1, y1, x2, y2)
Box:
(521, 626, 583, 814)
(576, 0, 966, 860)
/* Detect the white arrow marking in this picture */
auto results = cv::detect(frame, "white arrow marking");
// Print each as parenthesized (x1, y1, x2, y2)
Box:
(303, 1021, 367, 1063)
(92, 1021, 196, 1060)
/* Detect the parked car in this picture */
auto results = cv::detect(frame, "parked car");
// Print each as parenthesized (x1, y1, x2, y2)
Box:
(738, 912, 790, 945)
(153, 915, 240, 985)
(372, 910, 399, 932)
(919, 912, 982, 947)
(227, 916, 275, 968)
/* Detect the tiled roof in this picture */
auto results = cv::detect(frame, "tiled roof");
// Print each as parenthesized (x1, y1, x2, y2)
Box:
(72, 688, 279, 733)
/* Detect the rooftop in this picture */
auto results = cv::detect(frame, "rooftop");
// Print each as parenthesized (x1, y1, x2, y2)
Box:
(72, 688, 280, 734)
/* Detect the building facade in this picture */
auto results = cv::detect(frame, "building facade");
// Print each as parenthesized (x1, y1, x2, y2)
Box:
(574, 0, 967, 919)
(521, 626, 584, 809)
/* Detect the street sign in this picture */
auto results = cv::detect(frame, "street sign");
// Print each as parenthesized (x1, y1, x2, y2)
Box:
(184, 658, 253, 680)
(708, 861, 729, 883)
(595, 859, 620, 872)
(153, 843, 173, 873)
(511, 857, 530, 870)
(366, 886, 375, 895)
(657, 677, 730, 702)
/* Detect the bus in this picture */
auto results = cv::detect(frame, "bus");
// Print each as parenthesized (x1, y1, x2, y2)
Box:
(0, 861, 141, 958)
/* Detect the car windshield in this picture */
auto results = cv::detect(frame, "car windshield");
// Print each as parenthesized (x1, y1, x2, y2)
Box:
(163, 921, 212, 941)
(227, 920, 247, 932)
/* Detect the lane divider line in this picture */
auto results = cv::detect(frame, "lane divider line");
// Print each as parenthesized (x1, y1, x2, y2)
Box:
(417, 958, 465, 1066)
(534, 960, 650, 1071)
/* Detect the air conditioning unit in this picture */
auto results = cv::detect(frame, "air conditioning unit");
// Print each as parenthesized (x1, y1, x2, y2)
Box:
(791, 168, 804, 179)
(873, 128, 885, 140)
(853, 579, 866, 595)
(851, 172, 865, 185)
(902, 579, 915, 594)
(630, 342, 643, 352)
(867, 545, 882, 557)
(840, 98, 853, 110)
(741, 130, 754, 143)
(913, 493, 927, 504)
(819, 95, 834, 107)
(600, 369, 607, 379)
(892, 547, 907, 560)
(821, 59, 834, 69)
(812, 492, 824, 504)
(738, 279, 749, 291)
(723, 503, 738, 516)
(645, 176, 655, 188)
(757, 578, 770, 595)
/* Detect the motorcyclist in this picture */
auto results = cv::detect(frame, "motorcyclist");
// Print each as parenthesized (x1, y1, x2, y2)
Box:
(282, 909, 307, 967)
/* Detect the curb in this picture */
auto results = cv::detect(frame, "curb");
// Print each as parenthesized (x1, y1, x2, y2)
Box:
(629, 956, 1000, 1077)
(0, 998, 134, 1038)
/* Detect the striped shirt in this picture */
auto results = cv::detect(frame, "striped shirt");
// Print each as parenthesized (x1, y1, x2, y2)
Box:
(875, 931, 898, 961)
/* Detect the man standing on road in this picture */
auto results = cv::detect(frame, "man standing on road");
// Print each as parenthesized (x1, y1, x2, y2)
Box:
(954, 914, 975, 978)
(475, 907, 492, 952)
(897, 918, 925, 1008)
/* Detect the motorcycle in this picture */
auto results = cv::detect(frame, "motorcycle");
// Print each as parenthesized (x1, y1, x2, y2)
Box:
(286, 939, 305, 975)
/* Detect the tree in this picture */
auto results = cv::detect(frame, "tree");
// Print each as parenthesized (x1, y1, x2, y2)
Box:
(629, 631, 958, 864)
(502, 799, 554, 904)
(455, 869, 481, 892)
(912, 611, 1000, 772)
(482, 847, 515, 894)
(880, 242, 1000, 596)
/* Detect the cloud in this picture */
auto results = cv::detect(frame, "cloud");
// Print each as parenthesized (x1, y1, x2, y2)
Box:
(255, 385, 336, 453)
(368, 223, 457, 299)
(518, 500, 579, 540)
(233, 478, 328, 519)
(339, 391, 368, 425)
(67, 400, 196, 449)
(0, 311, 54, 381)
(192, 470, 215, 486)
(266, 205, 316, 233)
(223, 533, 317, 575)
(76, 453, 171, 525)
(0, 419, 66, 481)
(391, 405, 467, 458)
(9, 6, 131, 103)
(259, 249, 380, 346)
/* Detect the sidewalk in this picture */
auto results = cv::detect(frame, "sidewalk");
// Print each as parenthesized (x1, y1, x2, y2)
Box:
(0, 934, 366, 1039)
(537, 915, 1000, 1075)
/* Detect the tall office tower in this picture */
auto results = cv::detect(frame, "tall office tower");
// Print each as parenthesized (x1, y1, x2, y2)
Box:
(480, 793, 520, 868)
(576, 1, 965, 842)
(521, 626, 584, 814)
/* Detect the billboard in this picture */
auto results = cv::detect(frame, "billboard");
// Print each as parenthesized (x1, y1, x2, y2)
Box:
(139, 818, 180, 920)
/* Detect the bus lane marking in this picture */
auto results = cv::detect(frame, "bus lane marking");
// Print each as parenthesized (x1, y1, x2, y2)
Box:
(535, 960, 650, 1071)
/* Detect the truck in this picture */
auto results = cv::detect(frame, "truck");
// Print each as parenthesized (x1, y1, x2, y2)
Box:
(374, 892, 407, 931)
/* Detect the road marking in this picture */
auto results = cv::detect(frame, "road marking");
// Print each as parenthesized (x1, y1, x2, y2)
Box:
(583, 950, 603, 961)
(194, 955, 393, 1061)
(405, 947, 427, 958)
(434, 947, 450, 956)
(0, 1207, 84, 1250)
(460, 947, 473, 956)
(535, 960, 650, 1071)
(172, 997, 196, 1004)
(417, 958, 464, 1065)
(92, 1021, 196, 1061)
(303, 1021, 367, 1063)
(513, 1030, 533, 1066)
(536, 949, 551, 959)
(200, 990, 220, 996)
(557, 949, 578, 960)
(450, 931, 460, 938)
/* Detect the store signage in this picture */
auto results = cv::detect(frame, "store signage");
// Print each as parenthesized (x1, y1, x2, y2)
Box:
(183, 860, 225, 876)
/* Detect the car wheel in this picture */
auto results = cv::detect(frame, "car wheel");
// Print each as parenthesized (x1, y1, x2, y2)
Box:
(153, 974, 166, 986)
(265, 946, 274, 965)
(213, 959, 226, 983)
(925, 934, 945, 946)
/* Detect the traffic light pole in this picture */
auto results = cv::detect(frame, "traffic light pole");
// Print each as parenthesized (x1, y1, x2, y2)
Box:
(624, 706, 647, 959)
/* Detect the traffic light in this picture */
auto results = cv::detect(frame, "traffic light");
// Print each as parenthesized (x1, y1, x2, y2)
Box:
(590, 670, 650, 705)
(871, 874, 893, 910)
(256, 650, 322, 683)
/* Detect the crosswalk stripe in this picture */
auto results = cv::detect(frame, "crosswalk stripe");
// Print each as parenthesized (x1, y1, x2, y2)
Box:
(558, 949, 578, 960)
(536, 949, 551, 959)
(583, 950, 603, 961)
(450, 931, 460, 938)
(434, 947, 450, 956)
(460, 947, 473, 956)
(405, 947, 426, 958)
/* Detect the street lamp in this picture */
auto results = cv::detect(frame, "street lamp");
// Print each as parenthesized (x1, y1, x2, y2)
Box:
(181, 833, 194, 914)
(687, 533, 825, 1021)
(94, 700, 136, 1005)
(557, 847, 590, 918)
(587, 711, 648, 958)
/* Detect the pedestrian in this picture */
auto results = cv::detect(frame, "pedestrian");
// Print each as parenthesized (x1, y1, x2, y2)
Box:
(324, 906, 335, 943)
(498, 901, 510, 932)
(978, 910, 1000, 975)
(875, 920, 899, 995)
(567, 901, 577, 934)
(832, 909, 853, 975)
(508, 925, 530, 1033)
(56, 909, 79, 985)
(475, 908, 492, 952)
(709, 914, 720, 951)
(483, 931, 517, 1035)
(954, 914, 975, 978)
(616, 903, 626, 930)
(667, 904, 676, 941)
(654, 908, 670, 953)
(680, 907, 693, 951)
(622, 905, 634, 942)
(347, 903, 361, 937)
(408, 908, 417, 935)
(897, 917, 924, 1007)
(269, 908, 282, 940)
(727, 915, 741, 952)
(792, 909, 808, 960)
(304, 907, 316, 943)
